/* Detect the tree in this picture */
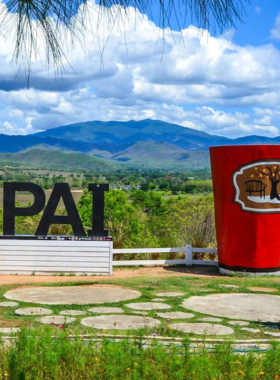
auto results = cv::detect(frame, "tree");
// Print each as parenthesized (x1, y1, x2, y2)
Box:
(254, 166, 280, 201)
(78, 189, 139, 247)
(130, 190, 162, 214)
(159, 181, 169, 190)
(0, 0, 249, 77)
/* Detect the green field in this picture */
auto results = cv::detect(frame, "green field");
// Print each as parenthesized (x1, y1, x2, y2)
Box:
(0, 188, 83, 208)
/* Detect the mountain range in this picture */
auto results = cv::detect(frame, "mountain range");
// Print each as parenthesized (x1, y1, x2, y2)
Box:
(0, 119, 278, 170)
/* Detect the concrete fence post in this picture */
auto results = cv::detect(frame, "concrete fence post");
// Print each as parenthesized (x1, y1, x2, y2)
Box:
(185, 245, 192, 266)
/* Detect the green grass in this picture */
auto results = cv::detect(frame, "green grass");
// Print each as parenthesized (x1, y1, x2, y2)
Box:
(0, 274, 280, 378)
(0, 272, 280, 341)
(1, 326, 280, 379)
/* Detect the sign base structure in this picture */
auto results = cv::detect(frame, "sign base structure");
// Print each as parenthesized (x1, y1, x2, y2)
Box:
(0, 236, 113, 275)
(219, 267, 280, 277)
(210, 145, 280, 276)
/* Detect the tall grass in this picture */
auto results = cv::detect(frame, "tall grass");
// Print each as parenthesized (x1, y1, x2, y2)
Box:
(1, 326, 280, 379)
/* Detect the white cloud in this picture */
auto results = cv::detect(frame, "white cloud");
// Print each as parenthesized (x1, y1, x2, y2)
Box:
(271, 12, 280, 40)
(254, 6, 261, 14)
(0, 2, 279, 138)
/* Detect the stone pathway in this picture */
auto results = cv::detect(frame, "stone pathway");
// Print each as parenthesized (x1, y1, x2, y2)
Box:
(228, 321, 249, 326)
(37, 316, 76, 324)
(182, 293, 280, 322)
(157, 312, 194, 319)
(171, 323, 234, 335)
(15, 307, 52, 316)
(126, 302, 171, 311)
(247, 287, 278, 293)
(219, 285, 239, 289)
(0, 328, 20, 333)
(81, 315, 161, 330)
(4, 286, 141, 305)
(0, 302, 18, 307)
(88, 307, 123, 314)
(199, 317, 223, 322)
(151, 298, 166, 302)
(156, 292, 185, 297)
(59, 310, 86, 316)
(3, 285, 280, 338)
(241, 328, 260, 333)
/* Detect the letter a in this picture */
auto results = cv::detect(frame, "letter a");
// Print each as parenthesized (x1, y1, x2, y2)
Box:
(36, 183, 85, 236)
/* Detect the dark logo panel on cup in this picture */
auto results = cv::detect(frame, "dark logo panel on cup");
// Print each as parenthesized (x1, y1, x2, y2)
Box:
(232, 159, 280, 213)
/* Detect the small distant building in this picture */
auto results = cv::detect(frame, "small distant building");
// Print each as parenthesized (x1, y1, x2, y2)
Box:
(187, 177, 195, 180)
(109, 185, 118, 190)
(124, 185, 132, 190)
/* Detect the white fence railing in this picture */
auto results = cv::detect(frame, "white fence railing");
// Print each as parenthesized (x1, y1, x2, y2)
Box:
(113, 245, 218, 267)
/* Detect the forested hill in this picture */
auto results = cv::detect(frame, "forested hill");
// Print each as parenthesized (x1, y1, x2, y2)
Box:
(0, 119, 279, 170)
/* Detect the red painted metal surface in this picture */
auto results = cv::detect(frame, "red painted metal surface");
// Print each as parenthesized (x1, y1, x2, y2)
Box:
(210, 145, 280, 273)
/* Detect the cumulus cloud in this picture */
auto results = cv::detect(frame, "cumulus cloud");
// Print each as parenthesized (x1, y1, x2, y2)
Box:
(0, 2, 279, 137)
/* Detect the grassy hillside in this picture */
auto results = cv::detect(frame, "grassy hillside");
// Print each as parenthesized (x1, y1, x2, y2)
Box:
(0, 145, 211, 171)
(0, 150, 120, 171)
(112, 141, 210, 169)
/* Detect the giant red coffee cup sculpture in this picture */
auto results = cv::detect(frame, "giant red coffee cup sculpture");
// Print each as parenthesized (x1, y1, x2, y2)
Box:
(210, 145, 280, 275)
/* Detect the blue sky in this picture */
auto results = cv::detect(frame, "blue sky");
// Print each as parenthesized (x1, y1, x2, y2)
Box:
(0, 0, 280, 139)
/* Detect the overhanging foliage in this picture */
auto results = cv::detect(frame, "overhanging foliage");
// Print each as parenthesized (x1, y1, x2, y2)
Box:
(0, 0, 249, 76)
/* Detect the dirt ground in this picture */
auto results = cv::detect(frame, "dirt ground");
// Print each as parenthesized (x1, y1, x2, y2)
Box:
(0, 266, 221, 285)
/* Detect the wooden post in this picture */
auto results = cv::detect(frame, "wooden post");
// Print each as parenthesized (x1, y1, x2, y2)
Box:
(185, 245, 192, 266)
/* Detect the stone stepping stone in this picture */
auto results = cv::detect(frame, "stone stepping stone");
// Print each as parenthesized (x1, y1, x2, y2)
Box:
(15, 307, 52, 316)
(4, 286, 141, 305)
(264, 331, 280, 337)
(0, 328, 20, 334)
(81, 315, 160, 330)
(0, 302, 18, 307)
(59, 310, 86, 316)
(157, 312, 194, 319)
(219, 285, 239, 289)
(182, 293, 280, 322)
(156, 292, 185, 297)
(248, 287, 278, 293)
(88, 307, 123, 314)
(151, 298, 166, 302)
(126, 302, 171, 311)
(228, 320, 249, 326)
(37, 316, 76, 324)
(241, 327, 260, 333)
(131, 311, 148, 315)
(199, 317, 223, 322)
(171, 323, 234, 335)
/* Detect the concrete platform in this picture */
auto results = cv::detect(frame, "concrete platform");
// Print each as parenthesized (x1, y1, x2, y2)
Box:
(81, 315, 161, 330)
(4, 286, 141, 305)
(182, 293, 280, 322)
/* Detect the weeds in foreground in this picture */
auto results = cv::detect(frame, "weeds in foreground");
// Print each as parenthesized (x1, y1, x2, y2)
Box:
(0, 326, 279, 379)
